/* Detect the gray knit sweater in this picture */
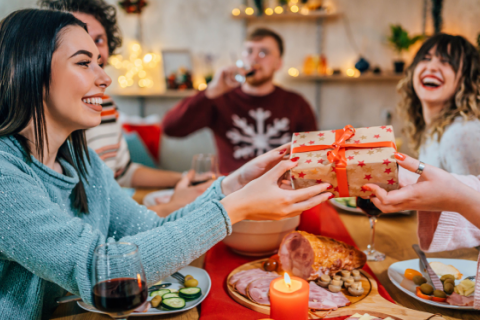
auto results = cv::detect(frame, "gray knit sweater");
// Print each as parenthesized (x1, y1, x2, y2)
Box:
(0, 135, 232, 320)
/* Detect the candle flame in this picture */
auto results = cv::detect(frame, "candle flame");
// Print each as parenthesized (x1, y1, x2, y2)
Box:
(284, 272, 292, 290)
(137, 273, 142, 289)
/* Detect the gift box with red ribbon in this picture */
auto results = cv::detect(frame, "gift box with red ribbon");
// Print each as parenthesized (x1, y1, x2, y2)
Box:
(289, 125, 399, 198)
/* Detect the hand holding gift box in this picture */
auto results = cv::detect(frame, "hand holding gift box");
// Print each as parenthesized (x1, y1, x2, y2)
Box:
(290, 125, 399, 198)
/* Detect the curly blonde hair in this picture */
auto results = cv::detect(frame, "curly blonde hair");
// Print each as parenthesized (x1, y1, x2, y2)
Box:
(397, 33, 480, 153)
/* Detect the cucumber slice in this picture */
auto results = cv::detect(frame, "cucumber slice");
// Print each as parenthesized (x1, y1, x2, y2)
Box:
(161, 297, 186, 310)
(162, 293, 179, 299)
(150, 289, 170, 297)
(179, 287, 202, 300)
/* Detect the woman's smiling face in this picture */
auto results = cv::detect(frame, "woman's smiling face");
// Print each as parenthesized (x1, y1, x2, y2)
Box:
(413, 46, 462, 107)
(44, 25, 111, 132)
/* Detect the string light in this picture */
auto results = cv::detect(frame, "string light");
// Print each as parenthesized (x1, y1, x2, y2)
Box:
(265, 8, 273, 15)
(346, 68, 355, 77)
(290, 5, 299, 13)
(288, 67, 300, 77)
(274, 6, 284, 14)
(245, 7, 254, 15)
(109, 41, 160, 89)
(232, 8, 240, 16)
(198, 83, 207, 91)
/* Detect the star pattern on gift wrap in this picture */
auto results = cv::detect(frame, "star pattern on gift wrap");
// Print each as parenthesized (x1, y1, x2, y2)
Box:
(295, 133, 300, 136)
(361, 135, 367, 140)
(347, 167, 357, 174)
(310, 168, 318, 173)
(364, 174, 372, 181)
(306, 159, 312, 164)
(358, 161, 366, 167)
(316, 179, 323, 184)
(367, 150, 375, 155)
(298, 172, 306, 178)
(390, 154, 396, 159)
(318, 137, 325, 141)
(309, 140, 315, 144)
(385, 168, 392, 174)
(383, 159, 392, 165)
(363, 167, 374, 173)
(318, 133, 324, 137)
(293, 140, 297, 144)
(354, 151, 359, 155)
(315, 154, 322, 158)
(376, 148, 382, 153)
(334, 186, 339, 192)
(386, 128, 392, 132)
(374, 134, 380, 139)
(347, 156, 354, 160)
(300, 143, 305, 146)
(317, 159, 324, 164)
(381, 126, 387, 129)
(387, 178, 396, 185)
(300, 135, 306, 139)
(354, 140, 360, 144)
(307, 153, 313, 157)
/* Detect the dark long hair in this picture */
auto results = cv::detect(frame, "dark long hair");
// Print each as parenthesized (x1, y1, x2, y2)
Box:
(0, 9, 91, 214)
(397, 33, 480, 152)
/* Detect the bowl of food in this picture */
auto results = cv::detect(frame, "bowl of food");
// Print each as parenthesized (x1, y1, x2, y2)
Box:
(223, 216, 300, 256)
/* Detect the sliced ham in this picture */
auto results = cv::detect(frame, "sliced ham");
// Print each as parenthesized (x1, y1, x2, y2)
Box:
(246, 276, 280, 305)
(279, 231, 366, 280)
(308, 281, 350, 310)
(235, 271, 277, 296)
(446, 292, 474, 306)
(228, 268, 270, 286)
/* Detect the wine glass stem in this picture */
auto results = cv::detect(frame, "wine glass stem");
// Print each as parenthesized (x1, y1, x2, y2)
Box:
(367, 215, 377, 254)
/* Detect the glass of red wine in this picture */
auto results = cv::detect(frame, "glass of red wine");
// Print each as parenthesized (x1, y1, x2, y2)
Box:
(191, 154, 219, 186)
(356, 197, 386, 261)
(92, 242, 148, 319)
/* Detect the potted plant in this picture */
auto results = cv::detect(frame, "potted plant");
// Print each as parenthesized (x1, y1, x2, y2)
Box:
(387, 25, 424, 73)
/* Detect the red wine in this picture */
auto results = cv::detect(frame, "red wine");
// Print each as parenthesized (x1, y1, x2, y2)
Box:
(356, 197, 383, 217)
(191, 179, 210, 186)
(92, 277, 147, 313)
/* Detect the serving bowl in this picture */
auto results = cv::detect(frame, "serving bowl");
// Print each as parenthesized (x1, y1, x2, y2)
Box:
(223, 216, 300, 256)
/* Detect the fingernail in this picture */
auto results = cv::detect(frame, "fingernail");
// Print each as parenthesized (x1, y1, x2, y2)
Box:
(328, 194, 334, 200)
(279, 148, 287, 155)
(363, 185, 371, 191)
(394, 152, 406, 161)
(328, 184, 333, 189)
(290, 157, 300, 162)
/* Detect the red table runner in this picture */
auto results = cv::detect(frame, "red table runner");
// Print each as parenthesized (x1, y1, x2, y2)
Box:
(200, 202, 395, 320)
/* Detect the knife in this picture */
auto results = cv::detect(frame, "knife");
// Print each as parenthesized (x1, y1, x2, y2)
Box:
(412, 244, 443, 291)
(56, 283, 172, 304)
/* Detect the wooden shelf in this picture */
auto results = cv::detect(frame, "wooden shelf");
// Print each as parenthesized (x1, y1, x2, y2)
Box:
(293, 73, 404, 82)
(108, 89, 197, 98)
(231, 11, 339, 21)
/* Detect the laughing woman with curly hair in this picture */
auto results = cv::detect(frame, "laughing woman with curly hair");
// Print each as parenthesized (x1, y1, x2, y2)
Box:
(397, 33, 480, 175)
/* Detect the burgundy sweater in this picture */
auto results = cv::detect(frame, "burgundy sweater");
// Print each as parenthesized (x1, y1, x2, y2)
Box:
(162, 86, 317, 173)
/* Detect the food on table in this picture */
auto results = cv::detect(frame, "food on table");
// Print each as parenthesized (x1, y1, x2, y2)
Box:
(179, 287, 202, 300)
(348, 282, 365, 297)
(184, 278, 199, 287)
(262, 258, 279, 272)
(334, 197, 358, 208)
(443, 278, 455, 286)
(419, 283, 433, 295)
(278, 231, 366, 280)
(412, 275, 427, 285)
(228, 268, 273, 286)
(316, 274, 331, 288)
(446, 292, 475, 306)
(308, 281, 350, 310)
(161, 297, 186, 310)
(346, 313, 395, 320)
(344, 277, 354, 288)
(433, 290, 447, 298)
(246, 277, 277, 305)
(404, 268, 422, 281)
(443, 282, 455, 294)
(429, 261, 463, 280)
(328, 283, 342, 293)
(454, 279, 475, 296)
(150, 295, 162, 308)
(440, 274, 456, 282)
(333, 275, 342, 281)
(149, 288, 170, 297)
(341, 270, 351, 277)
(184, 274, 194, 281)
(351, 269, 362, 281)
(235, 270, 280, 296)
(162, 293, 179, 299)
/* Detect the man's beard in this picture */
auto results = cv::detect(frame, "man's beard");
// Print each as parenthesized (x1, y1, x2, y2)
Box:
(245, 74, 274, 87)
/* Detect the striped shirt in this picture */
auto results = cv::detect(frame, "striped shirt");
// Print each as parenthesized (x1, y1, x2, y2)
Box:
(85, 95, 139, 187)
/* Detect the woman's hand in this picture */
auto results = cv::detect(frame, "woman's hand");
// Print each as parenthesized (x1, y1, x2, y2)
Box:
(363, 153, 474, 213)
(221, 143, 290, 196)
(220, 158, 332, 225)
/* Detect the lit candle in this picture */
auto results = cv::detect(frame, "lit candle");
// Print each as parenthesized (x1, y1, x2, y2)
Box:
(269, 273, 309, 320)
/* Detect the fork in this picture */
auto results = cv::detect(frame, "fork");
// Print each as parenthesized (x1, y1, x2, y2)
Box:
(465, 275, 475, 281)
(171, 272, 185, 283)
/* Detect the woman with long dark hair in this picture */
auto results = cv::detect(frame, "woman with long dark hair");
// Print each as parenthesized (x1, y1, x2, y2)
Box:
(0, 9, 332, 319)
(397, 33, 480, 176)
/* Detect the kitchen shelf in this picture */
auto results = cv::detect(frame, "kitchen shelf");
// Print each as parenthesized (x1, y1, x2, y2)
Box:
(293, 73, 403, 82)
(231, 11, 340, 21)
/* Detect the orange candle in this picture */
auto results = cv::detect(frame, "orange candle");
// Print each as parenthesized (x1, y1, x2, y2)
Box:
(269, 273, 309, 320)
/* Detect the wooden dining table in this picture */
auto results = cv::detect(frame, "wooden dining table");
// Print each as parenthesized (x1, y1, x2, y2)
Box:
(50, 188, 479, 320)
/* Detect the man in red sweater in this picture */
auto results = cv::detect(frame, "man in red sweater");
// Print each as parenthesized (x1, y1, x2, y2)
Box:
(162, 28, 317, 174)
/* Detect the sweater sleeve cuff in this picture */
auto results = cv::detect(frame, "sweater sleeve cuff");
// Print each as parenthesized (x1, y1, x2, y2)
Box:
(418, 211, 459, 252)
(212, 176, 227, 200)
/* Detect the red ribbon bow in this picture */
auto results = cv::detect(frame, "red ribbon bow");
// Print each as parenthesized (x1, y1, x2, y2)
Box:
(291, 125, 397, 197)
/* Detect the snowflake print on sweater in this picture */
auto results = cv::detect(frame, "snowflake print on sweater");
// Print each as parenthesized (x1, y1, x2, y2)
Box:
(226, 108, 291, 159)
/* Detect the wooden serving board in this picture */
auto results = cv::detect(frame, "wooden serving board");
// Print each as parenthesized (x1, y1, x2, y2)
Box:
(227, 259, 442, 320)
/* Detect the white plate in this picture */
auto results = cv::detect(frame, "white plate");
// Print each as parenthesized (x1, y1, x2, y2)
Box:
(142, 189, 174, 207)
(388, 258, 476, 310)
(78, 266, 211, 316)
(329, 198, 411, 215)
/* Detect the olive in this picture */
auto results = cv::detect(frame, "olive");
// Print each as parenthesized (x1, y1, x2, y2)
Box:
(420, 283, 433, 295)
(262, 259, 278, 272)
(433, 289, 447, 298)
(184, 279, 199, 287)
(151, 295, 162, 308)
(440, 274, 456, 282)
(184, 275, 194, 281)
(444, 278, 455, 285)
(413, 275, 427, 285)
(443, 282, 454, 294)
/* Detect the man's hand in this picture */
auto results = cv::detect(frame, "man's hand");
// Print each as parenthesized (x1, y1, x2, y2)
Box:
(205, 65, 244, 99)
